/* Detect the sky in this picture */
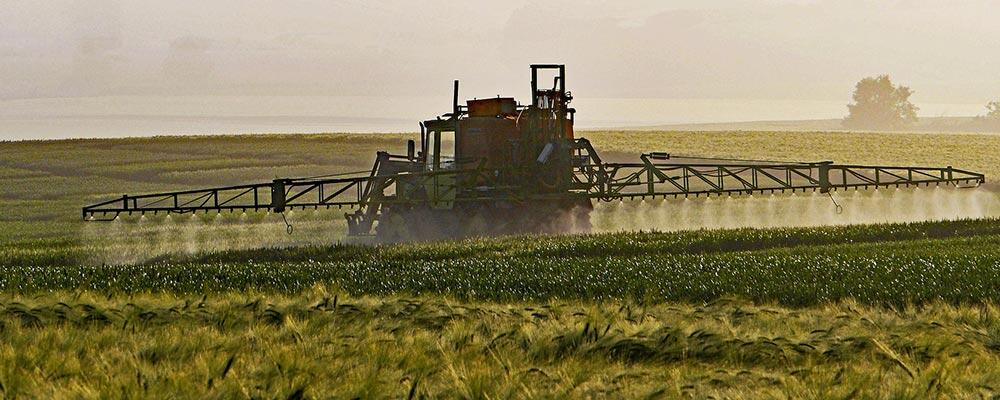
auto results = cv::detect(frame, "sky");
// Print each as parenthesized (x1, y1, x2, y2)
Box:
(1, 0, 999, 134)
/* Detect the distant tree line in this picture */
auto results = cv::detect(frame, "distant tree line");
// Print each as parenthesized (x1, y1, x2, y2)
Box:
(842, 75, 1000, 132)
(986, 100, 1000, 119)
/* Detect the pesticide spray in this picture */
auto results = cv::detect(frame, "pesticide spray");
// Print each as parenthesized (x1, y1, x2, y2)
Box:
(590, 186, 1000, 233)
(80, 210, 346, 265)
(81, 185, 999, 264)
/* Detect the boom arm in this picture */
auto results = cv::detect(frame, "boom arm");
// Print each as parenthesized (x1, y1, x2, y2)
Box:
(83, 156, 984, 220)
(81, 175, 374, 219)
(580, 158, 985, 201)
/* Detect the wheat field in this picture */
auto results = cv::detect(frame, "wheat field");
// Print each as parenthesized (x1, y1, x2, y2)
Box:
(3, 131, 1000, 397)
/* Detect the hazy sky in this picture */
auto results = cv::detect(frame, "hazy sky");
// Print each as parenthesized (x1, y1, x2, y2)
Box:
(2, 0, 999, 106)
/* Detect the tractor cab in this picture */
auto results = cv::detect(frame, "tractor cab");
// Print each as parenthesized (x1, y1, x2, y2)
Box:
(415, 64, 578, 191)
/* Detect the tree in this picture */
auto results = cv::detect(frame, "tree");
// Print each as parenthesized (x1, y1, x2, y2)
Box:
(987, 99, 1000, 119)
(842, 75, 918, 130)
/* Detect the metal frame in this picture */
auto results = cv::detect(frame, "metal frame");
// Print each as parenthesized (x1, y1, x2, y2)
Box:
(83, 156, 985, 221)
(81, 176, 371, 219)
(575, 161, 984, 201)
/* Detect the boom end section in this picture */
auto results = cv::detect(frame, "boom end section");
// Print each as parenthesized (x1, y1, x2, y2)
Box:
(585, 159, 986, 202)
(82, 174, 375, 221)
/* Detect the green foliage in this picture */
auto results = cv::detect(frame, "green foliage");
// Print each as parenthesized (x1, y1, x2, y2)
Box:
(5, 218, 1000, 307)
(0, 292, 997, 398)
(3, 133, 1000, 397)
(843, 75, 919, 130)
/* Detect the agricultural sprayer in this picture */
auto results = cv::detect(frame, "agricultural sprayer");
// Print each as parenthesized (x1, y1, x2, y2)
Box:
(83, 65, 985, 241)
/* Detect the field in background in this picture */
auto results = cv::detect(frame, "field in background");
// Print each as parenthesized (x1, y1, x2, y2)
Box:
(633, 116, 1000, 134)
(0, 134, 408, 260)
(4, 131, 1000, 397)
(3, 130, 1000, 263)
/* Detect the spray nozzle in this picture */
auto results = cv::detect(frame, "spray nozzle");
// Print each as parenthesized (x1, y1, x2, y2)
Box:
(281, 212, 293, 235)
(828, 192, 843, 215)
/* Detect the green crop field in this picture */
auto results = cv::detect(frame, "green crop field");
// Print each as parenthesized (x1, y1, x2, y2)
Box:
(3, 131, 1000, 398)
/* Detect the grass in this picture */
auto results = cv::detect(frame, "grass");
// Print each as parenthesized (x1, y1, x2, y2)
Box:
(3, 131, 1000, 397)
(1, 290, 999, 398)
(4, 220, 1000, 306)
